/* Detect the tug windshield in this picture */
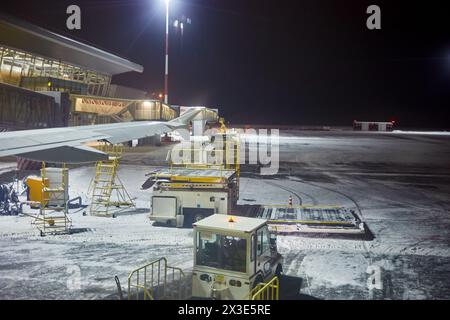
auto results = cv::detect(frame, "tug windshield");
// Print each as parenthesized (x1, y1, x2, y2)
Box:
(196, 232, 247, 273)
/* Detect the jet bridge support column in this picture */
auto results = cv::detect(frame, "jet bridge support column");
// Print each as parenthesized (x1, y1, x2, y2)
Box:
(192, 119, 207, 136)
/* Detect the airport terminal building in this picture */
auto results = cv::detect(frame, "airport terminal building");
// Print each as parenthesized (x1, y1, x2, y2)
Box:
(0, 13, 178, 132)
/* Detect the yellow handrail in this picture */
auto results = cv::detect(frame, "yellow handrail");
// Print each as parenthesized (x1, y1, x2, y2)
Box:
(170, 136, 240, 174)
(250, 276, 279, 300)
(90, 144, 134, 216)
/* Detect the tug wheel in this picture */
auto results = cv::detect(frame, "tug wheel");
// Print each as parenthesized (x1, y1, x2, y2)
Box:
(252, 275, 264, 289)
(275, 264, 283, 278)
(166, 219, 176, 227)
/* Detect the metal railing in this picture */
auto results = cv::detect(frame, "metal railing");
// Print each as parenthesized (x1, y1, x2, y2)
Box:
(250, 276, 279, 300)
(127, 257, 187, 300)
(168, 136, 241, 175)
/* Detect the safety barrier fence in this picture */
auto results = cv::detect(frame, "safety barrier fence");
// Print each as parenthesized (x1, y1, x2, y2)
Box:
(128, 257, 187, 300)
(249, 276, 279, 300)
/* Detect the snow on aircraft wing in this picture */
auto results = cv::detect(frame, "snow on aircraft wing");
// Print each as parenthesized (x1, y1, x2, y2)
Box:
(0, 107, 203, 163)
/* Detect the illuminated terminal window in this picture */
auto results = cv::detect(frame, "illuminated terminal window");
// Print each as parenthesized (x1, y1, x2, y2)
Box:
(0, 46, 111, 96)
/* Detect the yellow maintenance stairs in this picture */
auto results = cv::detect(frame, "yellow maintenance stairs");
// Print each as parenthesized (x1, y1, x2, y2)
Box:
(32, 162, 71, 235)
(89, 144, 135, 217)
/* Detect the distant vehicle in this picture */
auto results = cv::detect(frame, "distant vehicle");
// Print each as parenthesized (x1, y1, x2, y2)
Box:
(353, 120, 395, 132)
(192, 214, 283, 300)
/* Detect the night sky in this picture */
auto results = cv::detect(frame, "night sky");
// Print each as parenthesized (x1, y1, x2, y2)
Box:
(2, 0, 450, 128)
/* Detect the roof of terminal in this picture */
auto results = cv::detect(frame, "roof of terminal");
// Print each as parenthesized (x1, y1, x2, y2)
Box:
(0, 13, 144, 75)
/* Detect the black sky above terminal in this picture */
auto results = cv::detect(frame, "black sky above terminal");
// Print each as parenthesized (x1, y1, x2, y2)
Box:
(1, 0, 450, 128)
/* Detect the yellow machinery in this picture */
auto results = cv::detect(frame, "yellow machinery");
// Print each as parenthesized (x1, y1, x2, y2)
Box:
(222, 132, 240, 177)
(168, 118, 240, 177)
(216, 118, 240, 175)
(218, 117, 227, 133)
(216, 118, 240, 176)
(147, 117, 241, 227)
(89, 144, 135, 217)
(26, 176, 49, 207)
(148, 167, 239, 227)
(31, 162, 71, 235)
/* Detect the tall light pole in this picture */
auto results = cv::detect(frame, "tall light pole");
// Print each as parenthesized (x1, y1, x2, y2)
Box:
(164, 0, 170, 104)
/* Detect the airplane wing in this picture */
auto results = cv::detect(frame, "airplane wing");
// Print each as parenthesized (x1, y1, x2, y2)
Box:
(0, 107, 203, 163)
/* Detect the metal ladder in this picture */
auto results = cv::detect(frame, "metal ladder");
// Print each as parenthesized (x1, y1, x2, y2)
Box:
(89, 144, 135, 217)
(33, 162, 71, 235)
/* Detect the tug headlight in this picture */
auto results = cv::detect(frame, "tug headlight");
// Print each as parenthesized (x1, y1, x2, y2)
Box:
(200, 274, 212, 282)
(229, 279, 242, 287)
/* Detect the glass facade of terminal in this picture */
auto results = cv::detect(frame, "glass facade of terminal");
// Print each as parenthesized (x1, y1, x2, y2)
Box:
(0, 45, 111, 96)
(0, 44, 180, 128)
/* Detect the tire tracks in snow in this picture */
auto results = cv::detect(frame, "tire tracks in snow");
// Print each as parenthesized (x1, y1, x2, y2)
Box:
(264, 180, 319, 206)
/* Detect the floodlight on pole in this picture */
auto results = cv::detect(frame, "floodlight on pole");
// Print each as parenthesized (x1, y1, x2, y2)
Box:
(164, 0, 170, 104)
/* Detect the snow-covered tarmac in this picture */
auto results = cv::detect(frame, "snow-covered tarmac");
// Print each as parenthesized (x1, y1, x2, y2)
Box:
(0, 130, 449, 299)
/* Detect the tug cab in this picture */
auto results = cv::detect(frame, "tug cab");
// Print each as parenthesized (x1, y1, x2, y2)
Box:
(192, 214, 283, 300)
